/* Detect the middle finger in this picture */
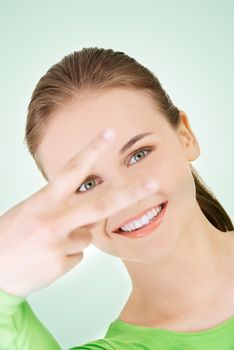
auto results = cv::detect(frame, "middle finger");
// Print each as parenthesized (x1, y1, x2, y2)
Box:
(54, 177, 158, 237)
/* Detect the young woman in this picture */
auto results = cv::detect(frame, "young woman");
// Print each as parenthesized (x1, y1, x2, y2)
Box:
(0, 47, 233, 350)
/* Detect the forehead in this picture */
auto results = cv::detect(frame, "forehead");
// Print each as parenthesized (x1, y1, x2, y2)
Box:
(37, 88, 166, 179)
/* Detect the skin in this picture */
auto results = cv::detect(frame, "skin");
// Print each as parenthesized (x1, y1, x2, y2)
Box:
(37, 87, 234, 331)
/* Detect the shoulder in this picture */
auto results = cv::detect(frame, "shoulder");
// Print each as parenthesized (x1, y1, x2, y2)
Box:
(69, 338, 116, 350)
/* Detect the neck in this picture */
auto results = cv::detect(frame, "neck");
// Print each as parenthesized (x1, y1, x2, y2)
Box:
(120, 202, 234, 325)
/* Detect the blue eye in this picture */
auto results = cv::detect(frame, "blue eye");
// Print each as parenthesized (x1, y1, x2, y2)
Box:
(77, 147, 154, 193)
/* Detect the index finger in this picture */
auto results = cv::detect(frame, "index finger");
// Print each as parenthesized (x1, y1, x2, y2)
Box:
(47, 128, 115, 201)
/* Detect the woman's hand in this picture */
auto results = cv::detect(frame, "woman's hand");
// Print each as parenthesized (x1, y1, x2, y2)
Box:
(0, 129, 157, 298)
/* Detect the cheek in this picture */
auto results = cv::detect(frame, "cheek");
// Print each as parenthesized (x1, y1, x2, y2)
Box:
(158, 148, 195, 210)
(146, 147, 188, 196)
(163, 157, 197, 244)
(151, 148, 196, 227)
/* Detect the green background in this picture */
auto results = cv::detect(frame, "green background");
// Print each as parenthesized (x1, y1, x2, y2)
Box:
(0, 1, 233, 348)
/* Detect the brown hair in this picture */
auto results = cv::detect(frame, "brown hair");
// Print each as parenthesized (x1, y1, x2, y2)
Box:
(24, 47, 233, 232)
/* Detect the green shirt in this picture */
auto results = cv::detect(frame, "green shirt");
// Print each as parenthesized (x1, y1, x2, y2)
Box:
(1, 288, 234, 350)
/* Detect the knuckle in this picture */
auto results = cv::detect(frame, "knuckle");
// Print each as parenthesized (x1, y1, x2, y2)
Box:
(64, 156, 81, 173)
(68, 229, 93, 248)
(77, 252, 84, 261)
(77, 237, 92, 250)
(64, 152, 87, 175)
(82, 234, 92, 245)
(67, 251, 84, 261)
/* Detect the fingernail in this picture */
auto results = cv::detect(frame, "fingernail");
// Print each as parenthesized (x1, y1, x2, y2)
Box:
(101, 128, 115, 140)
(144, 179, 159, 190)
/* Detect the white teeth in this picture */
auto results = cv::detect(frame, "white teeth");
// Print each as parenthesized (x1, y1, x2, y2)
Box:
(140, 215, 150, 225)
(120, 204, 163, 232)
(133, 220, 143, 229)
(146, 212, 154, 220)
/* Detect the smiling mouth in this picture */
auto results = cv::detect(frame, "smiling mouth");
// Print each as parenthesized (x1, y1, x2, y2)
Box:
(112, 201, 167, 233)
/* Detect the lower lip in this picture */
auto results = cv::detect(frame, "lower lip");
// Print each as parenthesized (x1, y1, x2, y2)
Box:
(115, 201, 168, 238)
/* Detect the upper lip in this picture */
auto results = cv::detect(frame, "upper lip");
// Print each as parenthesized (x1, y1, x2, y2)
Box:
(112, 201, 167, 233)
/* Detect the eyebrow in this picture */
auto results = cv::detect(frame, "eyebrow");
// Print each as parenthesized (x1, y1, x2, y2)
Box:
(119, 132, 153, 155)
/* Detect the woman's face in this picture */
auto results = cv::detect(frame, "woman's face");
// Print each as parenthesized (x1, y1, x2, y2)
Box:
(37, 87, 200, 263)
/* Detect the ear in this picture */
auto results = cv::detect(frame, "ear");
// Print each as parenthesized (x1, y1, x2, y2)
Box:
(176, 110, 201, 162)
